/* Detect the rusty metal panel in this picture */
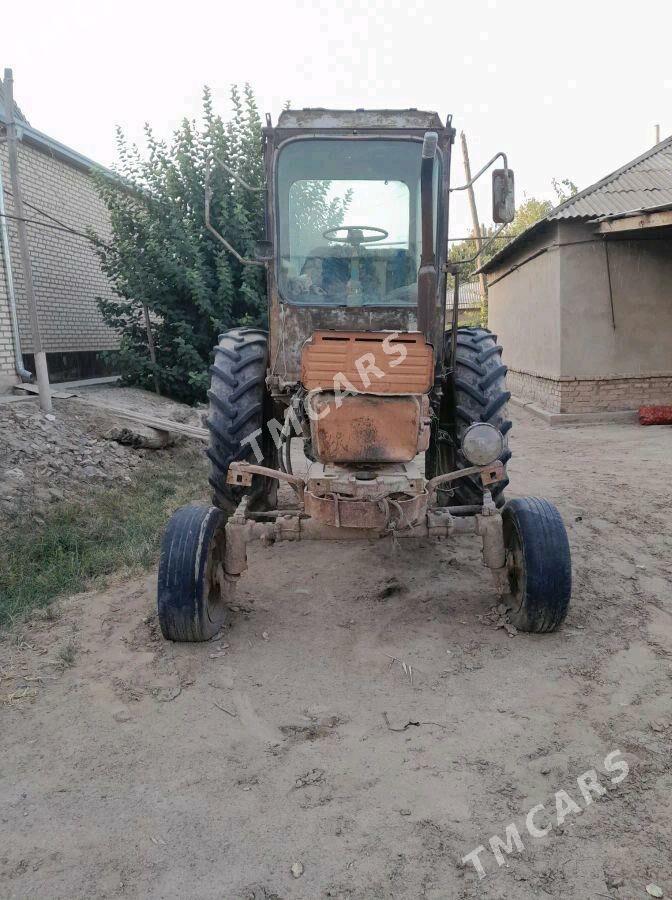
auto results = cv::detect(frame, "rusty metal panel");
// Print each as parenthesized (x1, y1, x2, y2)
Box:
(304, 489, 427, 529)
(268, 298, 421, 385)
(306, 459, 425, 499)
(301, 331, 433, 394)
(310, 393, 426, 463)
(417, 394, 430, 452)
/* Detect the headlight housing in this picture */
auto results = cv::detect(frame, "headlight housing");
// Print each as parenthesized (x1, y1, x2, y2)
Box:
(461, 422, 504, 467)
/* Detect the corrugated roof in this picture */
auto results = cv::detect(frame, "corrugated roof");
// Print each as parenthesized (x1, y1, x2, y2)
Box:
(480, 133, 672, 272)
(550, 137, 672, 219)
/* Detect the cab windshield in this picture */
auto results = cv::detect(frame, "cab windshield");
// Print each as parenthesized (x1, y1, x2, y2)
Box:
(276, 139, 439, 307)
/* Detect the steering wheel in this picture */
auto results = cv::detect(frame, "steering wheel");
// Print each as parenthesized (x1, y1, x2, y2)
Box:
(322, 225, 388, 247)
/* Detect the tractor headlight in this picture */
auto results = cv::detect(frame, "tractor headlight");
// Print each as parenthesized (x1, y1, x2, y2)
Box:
(461, 423, 504, 467)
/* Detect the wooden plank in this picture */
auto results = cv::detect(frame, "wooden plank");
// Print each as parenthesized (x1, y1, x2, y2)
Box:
(72, 399, 209, 441)
(596, 208, 672, 233)
(12, 384, 209, 441)
(13, 383, 75, 400)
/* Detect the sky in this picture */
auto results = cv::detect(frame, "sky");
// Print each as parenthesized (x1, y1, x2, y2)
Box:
(2, 0, 671, 237)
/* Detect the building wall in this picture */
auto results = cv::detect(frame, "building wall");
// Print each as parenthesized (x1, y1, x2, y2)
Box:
(487, 219, 672, 414)
(487, 223, 563, 411)
(0, 139, 119, 384)
(558, 219, 672, 378)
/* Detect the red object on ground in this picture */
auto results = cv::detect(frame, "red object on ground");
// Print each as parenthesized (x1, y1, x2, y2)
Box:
(639, 406, 672, 425)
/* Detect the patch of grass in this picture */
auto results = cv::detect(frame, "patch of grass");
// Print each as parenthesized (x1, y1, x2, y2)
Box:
(457, 309, 484, 327)
(57, 639, 78, 668)
(0, 453, 207, 629)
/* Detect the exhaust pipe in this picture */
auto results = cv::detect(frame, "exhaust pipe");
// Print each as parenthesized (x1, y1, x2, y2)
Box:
(417, 131, 438, 341)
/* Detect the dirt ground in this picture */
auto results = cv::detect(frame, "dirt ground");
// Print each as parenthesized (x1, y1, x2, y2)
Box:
(1, 406, 671, 900)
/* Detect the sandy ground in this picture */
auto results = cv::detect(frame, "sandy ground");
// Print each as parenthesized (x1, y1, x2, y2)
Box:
(1, 406, 671, 900)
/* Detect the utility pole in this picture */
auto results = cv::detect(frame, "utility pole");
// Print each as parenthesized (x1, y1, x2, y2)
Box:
(3, 68, 52, 412)
(460, 131, 489, 324)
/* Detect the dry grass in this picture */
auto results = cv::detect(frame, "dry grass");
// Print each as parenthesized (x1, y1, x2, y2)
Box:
(57, 639, 78, 668)
(0, 449, 207, 629)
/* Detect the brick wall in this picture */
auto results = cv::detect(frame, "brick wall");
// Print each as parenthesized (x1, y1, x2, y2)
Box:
(0, 140, 119, 382)
(509, 368, 672, 414)
(507, 370, 563, 413)
(558, 374, 672, 412)
(0, 167, 16, 382)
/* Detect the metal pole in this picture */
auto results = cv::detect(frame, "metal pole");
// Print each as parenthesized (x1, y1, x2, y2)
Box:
(460, 132, 489, 322)
(417, 136, 437, 340)
(3, 68, 52, 411)
(0, 169, 32, 381)
(450, 267, 459, 367)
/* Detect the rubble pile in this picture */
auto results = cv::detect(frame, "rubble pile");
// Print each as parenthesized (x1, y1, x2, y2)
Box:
(0, 402, 142, 526)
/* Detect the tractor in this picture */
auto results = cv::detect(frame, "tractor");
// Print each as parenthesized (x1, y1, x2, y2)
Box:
(157, 108, 571, 642)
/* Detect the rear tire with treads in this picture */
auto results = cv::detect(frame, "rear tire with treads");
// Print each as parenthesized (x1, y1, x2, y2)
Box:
(426, 326, 511, 508)
(207, 327, 277, 514)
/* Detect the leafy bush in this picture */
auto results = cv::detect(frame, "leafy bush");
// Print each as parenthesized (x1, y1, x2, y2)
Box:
(93, 86, 266, 404)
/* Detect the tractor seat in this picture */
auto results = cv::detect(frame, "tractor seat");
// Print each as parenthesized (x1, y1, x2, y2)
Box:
(300, 246, 416, 301)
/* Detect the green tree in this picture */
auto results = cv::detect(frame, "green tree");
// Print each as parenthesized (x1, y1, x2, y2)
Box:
(289, 180, 353, 259)
(93, 88, 352, 404)
(501, 195, 553, 243)
(552, 177, 579, 205)
(92, 85, 267, 404)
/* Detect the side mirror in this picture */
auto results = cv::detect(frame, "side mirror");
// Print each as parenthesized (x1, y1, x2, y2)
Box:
(492, 168, 515, 224)
(253, 240, 274, 261)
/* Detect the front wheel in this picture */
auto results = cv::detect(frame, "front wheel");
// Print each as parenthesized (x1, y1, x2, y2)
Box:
(157, 505, 232, 641)
(502, 498, 571, 633)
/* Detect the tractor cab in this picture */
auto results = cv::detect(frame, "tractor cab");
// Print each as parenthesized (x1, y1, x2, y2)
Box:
(262, 109, 453, 381)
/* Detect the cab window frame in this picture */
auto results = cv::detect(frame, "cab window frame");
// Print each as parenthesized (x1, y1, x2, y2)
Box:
(273, 135, 442, 309)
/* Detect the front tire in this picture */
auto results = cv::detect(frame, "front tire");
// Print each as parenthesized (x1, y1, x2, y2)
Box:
(157, 505, 230, 642)
(502, 497, 572, 633)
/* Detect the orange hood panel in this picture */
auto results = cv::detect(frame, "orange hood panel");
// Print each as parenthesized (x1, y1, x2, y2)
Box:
(301, 331, 434, 395)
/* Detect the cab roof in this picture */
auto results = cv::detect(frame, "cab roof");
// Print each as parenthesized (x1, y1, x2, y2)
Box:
(276, 108, 446, 131)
